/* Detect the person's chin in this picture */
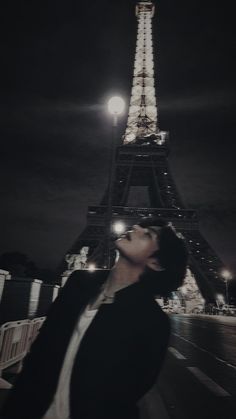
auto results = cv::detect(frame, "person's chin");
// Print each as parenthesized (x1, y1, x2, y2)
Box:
(115, 240, 126, 255)
(115, 239, 123, 252)
(115, 237, 126, 248)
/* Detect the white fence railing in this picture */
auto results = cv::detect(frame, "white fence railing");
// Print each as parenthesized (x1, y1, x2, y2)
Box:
(0, 317, 45, 378)
(27, 317, 46, 350)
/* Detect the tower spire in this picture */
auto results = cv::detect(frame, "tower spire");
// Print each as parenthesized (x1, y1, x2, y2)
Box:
(123, 1, 167, 145)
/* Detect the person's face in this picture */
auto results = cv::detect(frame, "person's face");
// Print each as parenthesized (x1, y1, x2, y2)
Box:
(115, 224, 161, 268)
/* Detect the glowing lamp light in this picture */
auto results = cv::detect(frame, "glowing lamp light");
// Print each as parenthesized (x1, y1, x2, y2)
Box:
(221, 269, 232, 280)
(108, 96, 125, 115)
(216, 294, 225, 303)
(112, 221, 126, 235)
(88, 263, 96, 272)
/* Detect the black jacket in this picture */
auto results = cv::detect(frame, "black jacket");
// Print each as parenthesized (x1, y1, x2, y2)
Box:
(1, 270, 170, 419)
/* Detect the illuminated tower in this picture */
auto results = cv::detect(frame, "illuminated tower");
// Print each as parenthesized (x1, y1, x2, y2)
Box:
(124, 1, 166, 145)
(65, 1, 229, 307)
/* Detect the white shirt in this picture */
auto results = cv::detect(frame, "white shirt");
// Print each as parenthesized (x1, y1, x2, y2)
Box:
(42, 305, 98, 419)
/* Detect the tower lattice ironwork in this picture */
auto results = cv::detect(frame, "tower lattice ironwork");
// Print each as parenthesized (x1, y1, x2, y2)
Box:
(64, 1, 229, 309)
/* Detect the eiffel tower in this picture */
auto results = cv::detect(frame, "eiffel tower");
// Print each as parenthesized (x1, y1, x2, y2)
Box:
(65, 1, 228, 308)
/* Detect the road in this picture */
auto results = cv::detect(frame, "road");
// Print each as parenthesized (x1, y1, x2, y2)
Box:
(1, 314, 236, 419)
(155, 314, 236, 419)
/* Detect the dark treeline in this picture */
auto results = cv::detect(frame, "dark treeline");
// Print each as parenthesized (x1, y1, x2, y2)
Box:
(0, 252, 57, 284)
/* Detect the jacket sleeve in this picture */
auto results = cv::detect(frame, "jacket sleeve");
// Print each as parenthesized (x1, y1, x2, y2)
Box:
(136, 313, 170, 400)
(121, 312, 171, 404)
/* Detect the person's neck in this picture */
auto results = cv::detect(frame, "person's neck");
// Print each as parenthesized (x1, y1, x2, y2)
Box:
(105, 256, 144, 295)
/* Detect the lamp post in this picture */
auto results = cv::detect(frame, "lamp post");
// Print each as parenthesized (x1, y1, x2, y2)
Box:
(200, 297, 205, 314)
(106, 96, 125, 268)
(221, 269, 232, 305)
(108, 96, 125, 127)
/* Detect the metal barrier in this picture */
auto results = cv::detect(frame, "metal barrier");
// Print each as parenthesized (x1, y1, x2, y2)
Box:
(0, 317, 45, 377)
(27, 317, 46, 350)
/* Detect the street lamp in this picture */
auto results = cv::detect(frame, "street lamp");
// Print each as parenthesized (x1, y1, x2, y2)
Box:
(106, 96, 125, 268)
(221, 269, 232, 305)
(216, 294, 225, 305)
(108, 96, 125, 126)
(200, 297, 205, 314)
(112, 221, 126, 235)
(88, 263, 96, 272)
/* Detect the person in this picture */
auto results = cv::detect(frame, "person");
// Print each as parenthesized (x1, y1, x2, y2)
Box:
(0, 217, 188, 419)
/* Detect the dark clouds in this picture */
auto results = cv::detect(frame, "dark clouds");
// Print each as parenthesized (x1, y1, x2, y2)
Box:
(0, 0, 236, 273)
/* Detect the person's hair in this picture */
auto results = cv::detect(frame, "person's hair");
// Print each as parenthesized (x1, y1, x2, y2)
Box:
(138, 217, 188, 296)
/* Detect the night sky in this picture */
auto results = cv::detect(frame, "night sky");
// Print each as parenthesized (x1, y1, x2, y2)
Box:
(0, 0, 236, 276)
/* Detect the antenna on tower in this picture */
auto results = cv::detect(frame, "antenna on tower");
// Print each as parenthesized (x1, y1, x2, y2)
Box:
(123, 0, 167, 146)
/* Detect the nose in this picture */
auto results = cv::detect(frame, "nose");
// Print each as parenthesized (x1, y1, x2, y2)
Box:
(132, 224, 143, 232)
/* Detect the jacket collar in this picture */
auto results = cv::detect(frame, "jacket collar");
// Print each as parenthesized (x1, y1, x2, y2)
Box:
(113, 279, 154, 304)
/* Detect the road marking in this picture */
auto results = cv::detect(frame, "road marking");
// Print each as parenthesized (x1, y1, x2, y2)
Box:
(173, 332, 236, 372)
(140, 387, 170, 419)
(176, 319, 207, 329)
(168, 347, 186, 359)
(0, 378, 13, 389)
(187, 367, 231, 397)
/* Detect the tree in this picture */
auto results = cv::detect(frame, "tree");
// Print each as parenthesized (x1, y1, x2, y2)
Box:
(0, 252, 37, 277)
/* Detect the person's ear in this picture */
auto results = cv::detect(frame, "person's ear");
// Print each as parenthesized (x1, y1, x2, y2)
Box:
(146, 257, 165, 272)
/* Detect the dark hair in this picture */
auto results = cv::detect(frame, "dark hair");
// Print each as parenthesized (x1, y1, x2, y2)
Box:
(138, 217, 188, 296)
